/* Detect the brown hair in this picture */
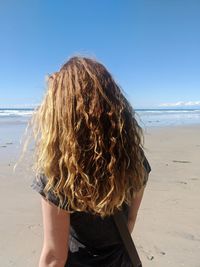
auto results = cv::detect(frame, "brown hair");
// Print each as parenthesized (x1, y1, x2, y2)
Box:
(30, 56, 145, 217)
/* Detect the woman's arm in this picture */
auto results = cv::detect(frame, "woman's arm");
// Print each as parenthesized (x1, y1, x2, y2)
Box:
(39, 197, 70, 267)
(127, 185, 145, 234)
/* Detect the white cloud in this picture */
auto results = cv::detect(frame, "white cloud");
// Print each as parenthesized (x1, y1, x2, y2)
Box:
(159, 101, 200, 107)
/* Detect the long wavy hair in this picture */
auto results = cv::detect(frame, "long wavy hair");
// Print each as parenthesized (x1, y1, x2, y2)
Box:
(29, 56, 145, 217)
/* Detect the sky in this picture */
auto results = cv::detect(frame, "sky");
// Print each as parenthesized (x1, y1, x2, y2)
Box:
(0, 0, 200, 109)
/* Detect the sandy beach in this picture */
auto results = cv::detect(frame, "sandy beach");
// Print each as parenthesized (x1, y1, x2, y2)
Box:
(0, 122, 200, 267)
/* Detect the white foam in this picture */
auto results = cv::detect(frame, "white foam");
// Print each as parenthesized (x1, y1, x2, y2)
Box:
(0, 109, 33, 117)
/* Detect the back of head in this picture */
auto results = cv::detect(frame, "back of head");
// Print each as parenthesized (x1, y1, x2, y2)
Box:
(31, 56, 144, 217)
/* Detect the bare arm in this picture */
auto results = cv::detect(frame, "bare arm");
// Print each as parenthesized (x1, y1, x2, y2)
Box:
(39, 197, 70, 267)
(127, 185, 146, 234)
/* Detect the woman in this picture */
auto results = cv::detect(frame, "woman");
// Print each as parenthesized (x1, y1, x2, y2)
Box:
(30, 56, 151, 267)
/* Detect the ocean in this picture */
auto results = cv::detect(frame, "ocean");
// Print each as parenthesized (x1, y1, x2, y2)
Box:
(0, 108, 200, 127)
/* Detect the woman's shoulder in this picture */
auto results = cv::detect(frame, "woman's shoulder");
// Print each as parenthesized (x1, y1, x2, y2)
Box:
(140, 148, 151, 186)
(31, 173, 61, 207)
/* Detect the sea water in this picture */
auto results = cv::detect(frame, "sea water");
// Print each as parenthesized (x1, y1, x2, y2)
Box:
(135, 109, 200, 127)
(0, 108, 200, 127)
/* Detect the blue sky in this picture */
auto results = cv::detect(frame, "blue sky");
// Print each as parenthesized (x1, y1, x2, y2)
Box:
(0, 0, 200, 109)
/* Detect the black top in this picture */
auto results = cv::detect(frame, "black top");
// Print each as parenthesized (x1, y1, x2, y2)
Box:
(31, 153, 151, 267)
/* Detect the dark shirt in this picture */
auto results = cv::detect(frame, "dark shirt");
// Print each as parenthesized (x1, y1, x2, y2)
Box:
(31, 153, 151, 267)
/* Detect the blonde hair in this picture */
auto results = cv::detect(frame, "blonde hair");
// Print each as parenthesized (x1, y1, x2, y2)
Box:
(29, 56, 145, 217)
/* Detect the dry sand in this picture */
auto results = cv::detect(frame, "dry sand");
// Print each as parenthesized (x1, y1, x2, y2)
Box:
(0, 123, 199, 267)
(135, 125, 200, 267)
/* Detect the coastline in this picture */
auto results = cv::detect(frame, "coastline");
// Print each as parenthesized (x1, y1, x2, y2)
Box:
(0, 121, 199, 266)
